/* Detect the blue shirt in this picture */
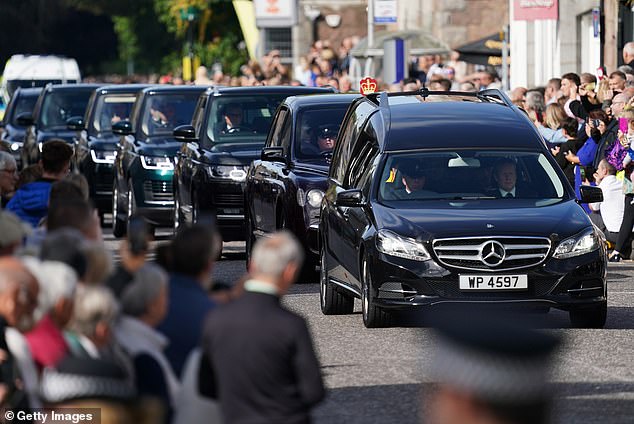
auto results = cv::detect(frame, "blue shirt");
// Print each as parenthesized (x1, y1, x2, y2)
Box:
(158, 273, 215, 377)
(6, 180, 53, 228)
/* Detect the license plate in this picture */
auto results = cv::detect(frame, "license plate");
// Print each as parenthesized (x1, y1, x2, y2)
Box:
(459, 275, 528, 291)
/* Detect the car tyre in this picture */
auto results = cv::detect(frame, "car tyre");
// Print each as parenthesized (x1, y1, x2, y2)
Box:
(361, 256, 392, 328)
(569, 301, 607, 329)
(319, 248, 354, 315)
(112, 181, 127, 238)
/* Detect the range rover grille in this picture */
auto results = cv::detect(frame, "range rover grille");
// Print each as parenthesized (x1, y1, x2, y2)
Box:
(143, 180, 173, 202)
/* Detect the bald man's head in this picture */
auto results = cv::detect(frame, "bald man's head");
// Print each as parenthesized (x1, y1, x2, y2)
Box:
(623, 42, 634, 64)
(0, 257, 39, 331)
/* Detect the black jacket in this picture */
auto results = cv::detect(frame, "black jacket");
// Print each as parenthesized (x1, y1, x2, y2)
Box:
(200, 290, 325, 424)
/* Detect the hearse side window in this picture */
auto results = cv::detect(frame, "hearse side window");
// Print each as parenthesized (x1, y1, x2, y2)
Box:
(344, 124, 379, 190)
(331, 102, 374, 184)
(267, 108, 288, 148)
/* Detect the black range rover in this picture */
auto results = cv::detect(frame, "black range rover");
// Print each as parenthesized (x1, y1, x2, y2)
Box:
(172, 86, 333, 248)
(319, 89, 607, 328)
(21, 83, 102, 167)
(68, 84, 150, 220)
(0, 87, 41, 168)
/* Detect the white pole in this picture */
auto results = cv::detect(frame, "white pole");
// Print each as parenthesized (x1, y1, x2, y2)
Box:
(368, 0, 374, 60)
(502, 26, 509, 91)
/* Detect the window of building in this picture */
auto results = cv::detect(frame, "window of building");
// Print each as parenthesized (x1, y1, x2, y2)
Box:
(263, 27, 293, 62)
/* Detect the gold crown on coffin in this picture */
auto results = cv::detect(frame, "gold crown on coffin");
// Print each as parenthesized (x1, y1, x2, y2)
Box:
(360, 77, 378, 95)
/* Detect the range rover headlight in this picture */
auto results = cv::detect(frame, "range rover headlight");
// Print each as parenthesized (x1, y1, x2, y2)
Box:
(90, 149, 116, 164)
(10, 142, 21, 151)
(376, 229, 431, 262)
(207, 165, 247, 182)
(38, 142, 43, 153)
(140, 155, 174, 170)
(553, 230, 599, 259)
(297, 188, 324, 208)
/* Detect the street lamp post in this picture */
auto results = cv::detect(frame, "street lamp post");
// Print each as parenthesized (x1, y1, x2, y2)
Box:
(180, 6, 200, 82)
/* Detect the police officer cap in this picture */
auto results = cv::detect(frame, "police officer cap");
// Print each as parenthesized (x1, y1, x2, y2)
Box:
(317, 124, 338, 138)
(431, 310, 561, 403)
(399, 159, 426, 178)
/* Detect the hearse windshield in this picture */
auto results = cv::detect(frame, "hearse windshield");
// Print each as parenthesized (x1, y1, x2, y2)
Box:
(91, 94, 136, 134)
(294, 106, 349, 162)
(378, 150, 567, 204)
(141, 93, 199, 137)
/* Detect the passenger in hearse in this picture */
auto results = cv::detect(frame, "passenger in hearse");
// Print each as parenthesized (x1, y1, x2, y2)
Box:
(488, 158, 536, 198)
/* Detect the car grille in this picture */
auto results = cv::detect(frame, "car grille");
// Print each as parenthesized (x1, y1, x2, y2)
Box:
(432, 236, 551, 271)
(425, 276, 558, 299)
(213, 193, 243, 207)
(143, 180, 173, 203)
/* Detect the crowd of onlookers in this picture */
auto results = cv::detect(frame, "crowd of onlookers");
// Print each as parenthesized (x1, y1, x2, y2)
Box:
(0, 140, 322, 423)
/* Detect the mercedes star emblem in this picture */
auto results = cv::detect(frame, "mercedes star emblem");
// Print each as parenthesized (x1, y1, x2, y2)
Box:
(479, 240, 506, 266)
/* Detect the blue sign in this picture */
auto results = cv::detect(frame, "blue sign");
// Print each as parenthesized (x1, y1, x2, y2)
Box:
(592, 8, 600, 38)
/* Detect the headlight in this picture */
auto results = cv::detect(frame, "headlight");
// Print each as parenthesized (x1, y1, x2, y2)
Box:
(296, 188, 324, 208)
(553, 230, 599, 259)
(141, 155, 174, 170)
(10, 142, 21, 151)
(207, 165, 247, 182)
(38, 142, 43, 153)
(90, 149, 116, 164)
(376, 229, 431, 261)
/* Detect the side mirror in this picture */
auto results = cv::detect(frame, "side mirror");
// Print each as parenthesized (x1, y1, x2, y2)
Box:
(579, 185, 603, 204)
(261, 147, 286, 163)
(112, 120, 133, 136)
(336, 189, 364, 207)
(16, 112, 34, 127)
(173, 124, 197, 141)
(66, 116, 85, 131)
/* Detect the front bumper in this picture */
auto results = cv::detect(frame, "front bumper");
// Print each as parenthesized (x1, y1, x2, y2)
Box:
(86, 162, 114, 213)
(368, 248, 607, 311)
(132, 169, 174, 226)
(201, 179, 246, 241)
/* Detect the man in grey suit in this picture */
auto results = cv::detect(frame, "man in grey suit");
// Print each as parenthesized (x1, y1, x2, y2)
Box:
(200, 231, 325, 424)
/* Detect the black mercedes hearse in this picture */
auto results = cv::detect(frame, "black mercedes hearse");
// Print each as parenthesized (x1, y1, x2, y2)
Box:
(319, 89, 608, 328)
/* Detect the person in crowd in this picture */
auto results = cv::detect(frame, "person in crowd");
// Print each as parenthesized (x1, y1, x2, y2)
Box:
(478, 71, 501, 90)
(510, 87, 527, 107)
(158, 223, 218, 377)
(564, 110, 612, 208)
(609, 71, 627, 95)
(0, 151, 18, 207)
(24, 259, 77, 370)
(38, 229, 88, 283)
(544, 78, 562, 105)
(589, 160, 625, 244)
(200, 231, 325, 424)
(561, 73, 582, 119)
(194, 66, 212, 85)
(535, 103, 568, 146)
(0, 257, 39, 410)
(106, 216, 151, 297)
(116, 264, 180, 419)
(425, 312, 560, 424)
(623, 41, 634, 68)
(551, 118, 580, 187)
(0, 211, 30, 256)
(339, 76, 353, 93)
(65, 285, 120, 361)
(39, 356, 155, 424)
(15, 164, 43, 192)
(608, 128, 634, 262)
(6, 140, 73, 227)
(82, 240, 113, 285)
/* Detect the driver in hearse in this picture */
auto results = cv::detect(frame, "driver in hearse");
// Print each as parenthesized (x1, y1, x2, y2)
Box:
(488, 158, 537, 198)
(393, 159, 437, 199)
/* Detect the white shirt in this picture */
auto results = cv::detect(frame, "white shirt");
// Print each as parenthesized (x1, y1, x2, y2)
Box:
(499, 188, 516, 198)
(591, 175, 625, 232)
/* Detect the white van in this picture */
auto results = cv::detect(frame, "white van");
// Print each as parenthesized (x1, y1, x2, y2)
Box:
(0, 55, 81, 104)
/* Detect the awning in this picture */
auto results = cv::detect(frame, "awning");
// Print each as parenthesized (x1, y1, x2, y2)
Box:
(350, 30, 451, 57)
(454, 33, 509, 66)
